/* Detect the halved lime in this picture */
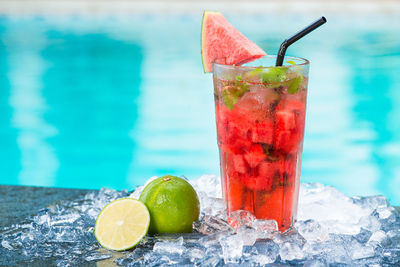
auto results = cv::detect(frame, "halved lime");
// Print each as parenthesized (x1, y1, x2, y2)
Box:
(94, 198, 150, 251)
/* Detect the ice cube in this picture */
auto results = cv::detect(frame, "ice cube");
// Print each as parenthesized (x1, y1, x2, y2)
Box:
(376, 207, 395, 219)
(279, 241, 304, 261)
(188, 247, 206, 262)
(198, 234, 217, 248)
(296, 220, 329, 243)
(153, 237, 185, 255)
(350, 242, 375, 260)
(1, 240, 14, 250)
(274, 229, 306, 247)
(302, 236, 351, 264)
(143, 251, 175, 265)
(204, 215, 232, 231)
(84, 252, 113, 261)
(201, 197, 225, 217)
(194, 215, 232, 235)
(237, 226, 258, 246)
(199, 253, 221, 267)
(382, 248, 400, 265)
(386, 229, 400, 246)
(354, 228, 373, 243)
(355, 195, 389, 212)
(50, 213, 81, 226)
(189, 174, 221, 198)
(218, 233, 244, 264)
(358, 215, 381, 232)
(367, 230, 388, 247)
(252, 219, 278, 236)
(251, 241, 279, 264)
(250, 253, 276, 265)
(33, 213, 51, 226)
(228, 210, 256, 230)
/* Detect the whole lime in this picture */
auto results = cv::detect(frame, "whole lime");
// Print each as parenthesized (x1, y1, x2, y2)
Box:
(139, 175, 200, 233)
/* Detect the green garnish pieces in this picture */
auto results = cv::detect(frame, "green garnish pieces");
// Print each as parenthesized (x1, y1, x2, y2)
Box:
(222, 81, 250, 110)
(286, 60, 296, 65)
(222, 89, 237, 110)
(260, 67, 287, 84)
(288, 75, 304, 94)
(246, 67, 263, 77)
(236, 75, 242, 81)
(261, 144, 279, 161)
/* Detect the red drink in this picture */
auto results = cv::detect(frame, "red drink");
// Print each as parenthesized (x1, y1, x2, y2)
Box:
(213, 56, 309, 232)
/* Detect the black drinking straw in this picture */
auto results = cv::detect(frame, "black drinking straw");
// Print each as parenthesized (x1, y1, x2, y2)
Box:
(275, 16, 327, 66)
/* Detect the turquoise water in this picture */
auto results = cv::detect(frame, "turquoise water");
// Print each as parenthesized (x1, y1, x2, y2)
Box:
(0, 14, 399, 204)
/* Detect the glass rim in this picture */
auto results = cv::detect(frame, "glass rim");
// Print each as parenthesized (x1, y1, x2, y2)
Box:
(212, 55, 310, 71)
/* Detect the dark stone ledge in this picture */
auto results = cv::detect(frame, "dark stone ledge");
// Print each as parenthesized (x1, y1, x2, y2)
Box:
(0, 185, 96, 229)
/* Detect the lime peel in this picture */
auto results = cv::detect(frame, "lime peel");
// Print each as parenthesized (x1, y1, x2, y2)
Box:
(139, 175, 200, 234)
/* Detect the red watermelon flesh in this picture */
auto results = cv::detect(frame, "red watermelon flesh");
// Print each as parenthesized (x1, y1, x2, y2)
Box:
(201, 11, 266, 73)
(251, 121, 274, 145)
(244, 144, 267, 168)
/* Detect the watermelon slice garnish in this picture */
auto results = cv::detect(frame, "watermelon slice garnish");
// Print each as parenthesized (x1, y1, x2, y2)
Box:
(201, 11, 267, 73)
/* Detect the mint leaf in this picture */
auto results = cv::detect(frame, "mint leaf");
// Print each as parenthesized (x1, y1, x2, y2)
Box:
(222, 89, 237, 110)
(236, 75, 242, 81)
(260, 68, 287, 84)
(288, 75, 303, 94)
(221, 82, 250, 110)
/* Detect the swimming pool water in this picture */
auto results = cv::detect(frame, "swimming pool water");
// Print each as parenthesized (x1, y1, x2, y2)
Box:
(0, 14, 399, 204)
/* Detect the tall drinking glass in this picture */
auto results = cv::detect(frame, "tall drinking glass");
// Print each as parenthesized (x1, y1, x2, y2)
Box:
(213, 56, 309, 232)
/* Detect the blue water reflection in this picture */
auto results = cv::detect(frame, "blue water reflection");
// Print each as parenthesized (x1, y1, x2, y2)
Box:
(342, 31, 400, 204)
(0, 15, 399, 204)
(0, 23, 21, 184)
(41, 31, 143, 189)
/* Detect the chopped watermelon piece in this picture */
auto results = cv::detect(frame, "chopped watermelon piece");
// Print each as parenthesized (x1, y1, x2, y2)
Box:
(275, 130, 297, 153)
(276, 110, 296, 131)
(274, 99, 306, 153)
(216, 119, 247, 145)
(256, 177, 274, 191)
(242, 173, 273, 193)
(233, 154, 247, 174)
(201, 11, 266, 73)
(258, 161, 277, 178)
(251, 121, 274, 144)
(230, 138, 253, 154)
(257, 161, 278, 191)
(244, 144, 266, 168)
(216, 105, 253, 145)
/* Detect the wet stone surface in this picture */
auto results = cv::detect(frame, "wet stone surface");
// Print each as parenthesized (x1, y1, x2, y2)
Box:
(1, 176, 400, 267)
(0, 185, 95, 229)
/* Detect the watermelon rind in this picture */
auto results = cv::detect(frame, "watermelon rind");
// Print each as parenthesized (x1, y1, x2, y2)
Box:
(201, 11, 221, 73)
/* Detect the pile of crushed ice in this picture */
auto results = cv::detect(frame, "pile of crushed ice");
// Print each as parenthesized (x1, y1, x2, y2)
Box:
(1, 175, 399, 266)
